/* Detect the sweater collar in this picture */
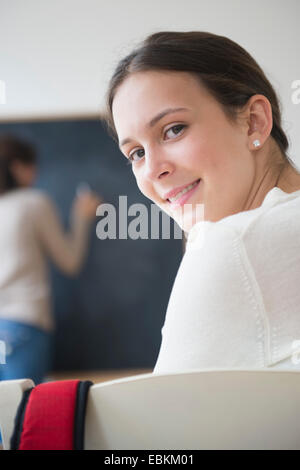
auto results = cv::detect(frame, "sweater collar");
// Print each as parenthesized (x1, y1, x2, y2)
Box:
(186, 186, 300, 246)
(261, 186, 300, 207)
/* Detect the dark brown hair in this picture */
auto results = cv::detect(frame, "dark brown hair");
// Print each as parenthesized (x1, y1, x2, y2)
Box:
(104, 30, 295, 169)
(0, 133, 37, 194)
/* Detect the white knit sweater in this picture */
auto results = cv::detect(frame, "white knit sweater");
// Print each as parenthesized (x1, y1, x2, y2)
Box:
(153, 187, 300, 373)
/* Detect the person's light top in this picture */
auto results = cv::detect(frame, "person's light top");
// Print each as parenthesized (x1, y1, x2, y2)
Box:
(153, 186, 300, 373)
(0, 188, 92, 332)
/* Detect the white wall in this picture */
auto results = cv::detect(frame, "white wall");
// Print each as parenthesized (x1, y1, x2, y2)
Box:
(0, 0, 299, 163)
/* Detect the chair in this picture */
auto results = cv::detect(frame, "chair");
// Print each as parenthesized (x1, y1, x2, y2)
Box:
(1, 368, 300, 450)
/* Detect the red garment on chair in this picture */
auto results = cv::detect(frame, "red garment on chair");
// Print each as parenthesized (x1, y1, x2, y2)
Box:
(10, 379, 93, 450)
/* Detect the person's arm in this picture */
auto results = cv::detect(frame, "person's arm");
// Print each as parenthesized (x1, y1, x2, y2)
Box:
(35, 191, 101, 275)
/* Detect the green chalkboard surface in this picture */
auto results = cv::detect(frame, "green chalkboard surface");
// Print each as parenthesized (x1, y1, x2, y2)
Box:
(0, 118, 183, 371)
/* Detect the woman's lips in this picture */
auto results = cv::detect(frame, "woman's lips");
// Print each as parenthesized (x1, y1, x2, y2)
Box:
(167, 179, 201, 209)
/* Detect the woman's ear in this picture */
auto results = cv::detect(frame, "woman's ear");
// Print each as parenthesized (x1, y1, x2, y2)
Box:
(246, 94, 273, 149)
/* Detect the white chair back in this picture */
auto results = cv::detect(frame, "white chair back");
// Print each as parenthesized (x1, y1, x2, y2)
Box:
(1, 369, 300, 450)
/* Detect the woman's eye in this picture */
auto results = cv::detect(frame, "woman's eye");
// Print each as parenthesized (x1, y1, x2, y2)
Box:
(165, 124, 186, 139)
(127, 148, 145, 164)
(126, 124, 186, 165)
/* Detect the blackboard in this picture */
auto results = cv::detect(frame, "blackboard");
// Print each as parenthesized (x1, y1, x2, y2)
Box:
(0, 118, 183, 371)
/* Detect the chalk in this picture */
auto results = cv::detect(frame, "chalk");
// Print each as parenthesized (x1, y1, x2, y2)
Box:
(76, 182, 91, 196)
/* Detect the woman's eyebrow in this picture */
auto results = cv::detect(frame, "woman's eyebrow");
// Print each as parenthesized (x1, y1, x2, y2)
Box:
(119, 107, 190, 149)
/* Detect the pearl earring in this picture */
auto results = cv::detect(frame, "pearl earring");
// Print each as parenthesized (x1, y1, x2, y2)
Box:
(253, 139, 261, 148)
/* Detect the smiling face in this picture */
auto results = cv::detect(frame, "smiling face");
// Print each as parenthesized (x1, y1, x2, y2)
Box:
(112, 70, 259, 232)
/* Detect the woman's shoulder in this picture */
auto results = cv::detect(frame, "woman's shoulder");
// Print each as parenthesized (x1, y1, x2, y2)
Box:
(218, 188, 300, 236)
(186, 187, 300, 253)
(23, 188, 52, 204)
(0, 187, 53, 212)
(215, 188, 300, 269)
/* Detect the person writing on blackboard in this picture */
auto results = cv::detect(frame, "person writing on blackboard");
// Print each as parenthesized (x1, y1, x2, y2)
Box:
(103, 31, 300, 373)
(0, 134, 102, 385)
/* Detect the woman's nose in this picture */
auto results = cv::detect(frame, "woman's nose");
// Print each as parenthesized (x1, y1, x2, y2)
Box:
(143, 151, 174, 181)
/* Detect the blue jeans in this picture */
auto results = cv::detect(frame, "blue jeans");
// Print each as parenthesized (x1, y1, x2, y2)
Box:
(0, 319, 54, 446)
(0, 318, 54, 385)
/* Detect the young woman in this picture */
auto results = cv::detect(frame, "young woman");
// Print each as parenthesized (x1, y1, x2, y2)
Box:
(104, 31, 300, 373)
(0, 134, 101, 385)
